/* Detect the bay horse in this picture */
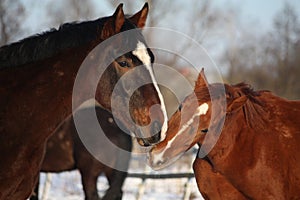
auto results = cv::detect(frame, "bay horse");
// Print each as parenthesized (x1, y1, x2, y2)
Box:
(0, 3, 167, 199)
(31, 106, 132, 200)
(148, 69, 300, 199)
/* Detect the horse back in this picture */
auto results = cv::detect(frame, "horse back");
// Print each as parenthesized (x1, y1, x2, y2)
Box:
(242, 92, 300, 198)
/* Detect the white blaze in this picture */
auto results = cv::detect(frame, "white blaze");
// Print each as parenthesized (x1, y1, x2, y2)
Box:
(152, 103, 209, 165)
(132, 41, 168, 140)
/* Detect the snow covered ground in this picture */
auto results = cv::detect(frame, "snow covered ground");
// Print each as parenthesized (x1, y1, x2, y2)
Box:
(37, 172, 204, 200)
(34, 149, 205, 200)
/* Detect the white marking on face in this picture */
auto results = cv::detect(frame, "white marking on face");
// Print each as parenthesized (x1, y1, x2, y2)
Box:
(132, 41, 168, 140)
(152, 103, 209, 165)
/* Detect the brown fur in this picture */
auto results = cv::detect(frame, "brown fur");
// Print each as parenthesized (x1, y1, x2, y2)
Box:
(30, 107, 132, 200)
(149, 69, 300, 199)
(0, 3, 161, 199)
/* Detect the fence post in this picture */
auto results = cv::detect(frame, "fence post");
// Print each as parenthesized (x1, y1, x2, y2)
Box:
(183, 178, 193, 200)
(136, 178, 146, 200)
(41, 173, 52, 200)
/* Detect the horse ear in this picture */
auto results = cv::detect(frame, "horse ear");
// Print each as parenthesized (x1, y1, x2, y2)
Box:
(101, 4, 125, 40)
(113, 4, 125, 33)
(129, 3, 149, 28)
(227, 95, 248, 113)
(195, 68, 209, 89)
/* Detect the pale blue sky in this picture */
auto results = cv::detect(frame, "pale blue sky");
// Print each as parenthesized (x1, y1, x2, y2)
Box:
(14, 0, 299, 74)
(213, 0, 300, 30)
(19, 0, 300, 37)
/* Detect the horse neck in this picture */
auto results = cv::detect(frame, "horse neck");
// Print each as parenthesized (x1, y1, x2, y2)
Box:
(0, 43, 96, 141)
(206, 106, 250, 167)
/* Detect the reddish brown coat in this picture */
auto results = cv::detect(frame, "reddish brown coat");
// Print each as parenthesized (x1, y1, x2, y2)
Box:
(149, 69, 300, 199)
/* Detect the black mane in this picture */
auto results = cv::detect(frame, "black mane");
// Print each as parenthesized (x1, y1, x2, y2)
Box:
(0, 17, 109, 69)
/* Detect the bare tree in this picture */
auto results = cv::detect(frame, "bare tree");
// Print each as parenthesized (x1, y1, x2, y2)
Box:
(0, 0, 24, 46)
(270, 3, 300, 98)
(46, 0, 96, 26)
(223, 2, 300, 99)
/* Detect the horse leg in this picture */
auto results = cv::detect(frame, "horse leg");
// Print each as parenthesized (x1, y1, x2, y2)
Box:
(193, 157, 248, 200)
(102, 137, 132, 200)
(29, 174, 40, 200)
(79, 169, 100, 200)
(102, 169, 127, 200)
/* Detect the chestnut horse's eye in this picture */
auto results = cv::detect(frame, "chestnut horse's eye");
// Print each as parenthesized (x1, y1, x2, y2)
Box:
(118, 61, 130, 68)
(178, 103, 183, 111)
(201, 128, 208, 133)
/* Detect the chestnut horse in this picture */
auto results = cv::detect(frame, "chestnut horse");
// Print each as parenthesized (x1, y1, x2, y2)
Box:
(149, 69, 300, 199)
(0, 3, 167, 199)
(31, 106, 132, 200)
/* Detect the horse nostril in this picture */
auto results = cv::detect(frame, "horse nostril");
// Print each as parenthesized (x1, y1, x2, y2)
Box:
(137, 138, 151, 147)
(143, 140, 151, 147)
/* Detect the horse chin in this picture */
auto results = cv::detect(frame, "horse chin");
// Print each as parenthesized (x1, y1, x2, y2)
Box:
(147, 151, 182, 171)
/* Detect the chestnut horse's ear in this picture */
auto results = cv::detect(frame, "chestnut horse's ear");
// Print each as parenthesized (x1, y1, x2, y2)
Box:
(227, 95, 248, 113)
(129, 3, 149, 28)
(101, 4, 125, 40)
(195, 68, 209, 89)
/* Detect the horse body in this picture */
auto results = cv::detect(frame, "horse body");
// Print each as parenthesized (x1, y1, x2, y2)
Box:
(149, 69, 300, 199)
(0, 45, 85, 200)
(201, 91, 300, 199)
(31, 106, 132, 200)
(0, 3, 167, 199)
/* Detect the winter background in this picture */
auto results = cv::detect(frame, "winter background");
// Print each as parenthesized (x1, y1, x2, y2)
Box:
(1, 0, 299, 199)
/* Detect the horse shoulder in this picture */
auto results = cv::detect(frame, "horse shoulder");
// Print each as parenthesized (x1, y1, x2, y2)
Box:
(193, 158, 248, 199)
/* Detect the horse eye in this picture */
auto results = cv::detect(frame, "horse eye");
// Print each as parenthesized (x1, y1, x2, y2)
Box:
(118, 61, 129, 68)
(178, 103, 183, 111)
(201, 129, 208, 133)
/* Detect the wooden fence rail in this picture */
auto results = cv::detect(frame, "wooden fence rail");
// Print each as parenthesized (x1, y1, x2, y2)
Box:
(127, 173, 195, 200)
(128, 172, 194, 179)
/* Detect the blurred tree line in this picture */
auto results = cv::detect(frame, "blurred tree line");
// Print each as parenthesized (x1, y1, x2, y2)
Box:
(223, 3, 300, 99)
(0, 0, 25, 45)
(1, 0, 299, 100)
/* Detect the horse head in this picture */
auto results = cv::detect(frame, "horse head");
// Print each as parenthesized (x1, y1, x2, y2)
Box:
(148, 69, 228, 169)
(75, 3, 168, 147)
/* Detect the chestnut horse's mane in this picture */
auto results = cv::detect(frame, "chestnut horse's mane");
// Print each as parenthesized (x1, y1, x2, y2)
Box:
(227, 82, 266, 105)
(0, 17, 138, 69)
(195, 81, 269, 130)
(228, 83, 269, 130)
